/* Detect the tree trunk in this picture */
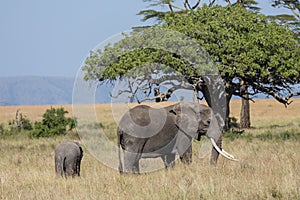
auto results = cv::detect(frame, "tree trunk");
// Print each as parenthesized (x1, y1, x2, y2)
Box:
(224, 96, 231, 131)
(240, 84, 251, 128)
(240, 94, 251, 128)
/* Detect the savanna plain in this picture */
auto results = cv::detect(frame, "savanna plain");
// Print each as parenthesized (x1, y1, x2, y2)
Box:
(0, 99, 299, 200)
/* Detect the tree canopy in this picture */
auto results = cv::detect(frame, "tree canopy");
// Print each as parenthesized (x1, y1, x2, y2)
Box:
(82, 4, 300, 128)
(270, 0, 299, 41)
(162, 5, 300, 103)
(138, 0, 260, 22)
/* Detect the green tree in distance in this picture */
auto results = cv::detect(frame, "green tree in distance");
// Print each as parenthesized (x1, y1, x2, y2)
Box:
(270, 0, 299, 41)
(83, 5, 300, 129)
(139, 0, 298, 129)
(140, 0, 259, 129)
(138, 0, 260, 22)
(272, 0, 299, 19)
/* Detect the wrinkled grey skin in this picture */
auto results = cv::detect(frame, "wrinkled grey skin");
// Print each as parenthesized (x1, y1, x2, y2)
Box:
(117, 102, 223, 173)
(54, 141, 83, 177)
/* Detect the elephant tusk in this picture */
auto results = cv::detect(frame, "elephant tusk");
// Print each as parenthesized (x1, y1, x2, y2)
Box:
(222, 149, 235, 159)
(210, 138, 238, 162)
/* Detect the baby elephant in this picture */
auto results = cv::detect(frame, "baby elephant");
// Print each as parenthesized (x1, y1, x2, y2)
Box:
(54, 141, 83, 177)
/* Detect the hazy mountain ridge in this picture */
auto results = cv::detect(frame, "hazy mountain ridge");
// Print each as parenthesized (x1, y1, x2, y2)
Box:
(1, 76, 288, 106)
(0, 76, 75, 106)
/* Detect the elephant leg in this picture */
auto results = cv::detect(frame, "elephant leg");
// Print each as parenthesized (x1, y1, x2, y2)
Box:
(55, 157, 63, 177)
(162, 154, 176, 169)
(176, 132, 193, 164)
(210, 136, 222, 165)
(77, 165, 80, 176)
(124, 151, 141, 173)
(65, 158, 77, 177)
(66, 164, 74, 177)
(180, 144, 192, 164)
(76, 157, 81, 176)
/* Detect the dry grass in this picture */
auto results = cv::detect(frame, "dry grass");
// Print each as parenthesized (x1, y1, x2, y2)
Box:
(0, 104, 74, 124)
(1, 135, 299, 199)
(1, 99, 299, 126)
(229, 98, 300, 128)
(0, 99, 300, 199)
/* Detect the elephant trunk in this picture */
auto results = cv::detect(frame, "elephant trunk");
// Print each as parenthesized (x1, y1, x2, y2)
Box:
(206, 111, 238, 164)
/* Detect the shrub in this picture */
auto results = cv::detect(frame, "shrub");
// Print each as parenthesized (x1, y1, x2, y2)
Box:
(30, 107, 76, 138)
(8, 116, 33, 131)
(20, 117, 33, 130)
(0, 124, 3, 135)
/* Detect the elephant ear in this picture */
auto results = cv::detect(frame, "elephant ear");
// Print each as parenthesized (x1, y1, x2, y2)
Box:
(170, 103, 199, 138)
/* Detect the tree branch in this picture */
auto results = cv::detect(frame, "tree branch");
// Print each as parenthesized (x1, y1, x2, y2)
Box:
(209, 0, 217, 6)
(192, 0, 202, 9)
(252, 82, 299, 107)
(139, 82, 194, 103)
(167, 0, 186, 12)
(289, 4, 300, 19)
(184, 0, 192, 10)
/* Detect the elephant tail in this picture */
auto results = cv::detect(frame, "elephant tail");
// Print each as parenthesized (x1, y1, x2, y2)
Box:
(62, 156, 67, 177)
(117, 129, 123, 173)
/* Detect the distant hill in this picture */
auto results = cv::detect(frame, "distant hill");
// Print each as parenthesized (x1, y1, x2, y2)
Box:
(0, 76, 75, 106)
(2, 76, 294, 106)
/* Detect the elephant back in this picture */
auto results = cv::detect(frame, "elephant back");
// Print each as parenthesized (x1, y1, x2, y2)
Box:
(128, 105, 151, 126)
(55, 141, 82, 157)
(118, 104, 170, 139)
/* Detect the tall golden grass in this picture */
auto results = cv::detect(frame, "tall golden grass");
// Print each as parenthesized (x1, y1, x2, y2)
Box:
(1, 98, 300, 125)
(0, 99, 300, 199)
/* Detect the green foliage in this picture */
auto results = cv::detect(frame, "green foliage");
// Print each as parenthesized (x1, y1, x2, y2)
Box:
(30, 107, 76, 138)
(138, 0, 260, 22)
(270, 0, 300, 41)
(8, 115, 33, 131)
(272, 0, 300, 17)
(0, 115, 33, 138)
(83, 5, 300, 105)
(0, 124, 3, 135)
(21, 118, 33, 130)
(0, 125, 25, 138)
(162, 5, 299, 84)
(82, 28, 211, 82)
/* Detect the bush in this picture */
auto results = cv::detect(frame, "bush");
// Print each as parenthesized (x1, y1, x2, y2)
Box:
(30, 107, 76, 138)
(0, 124, 24, 138)
(20, 117, 33, 130)
(0, 124, 4, 135)
(8, 114, 33, 132)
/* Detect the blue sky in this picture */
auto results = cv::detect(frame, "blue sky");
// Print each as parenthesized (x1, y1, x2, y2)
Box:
(0, 0, 291, 78)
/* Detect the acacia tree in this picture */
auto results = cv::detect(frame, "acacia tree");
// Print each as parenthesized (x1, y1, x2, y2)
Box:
(270, 0, 299, 41)
(161, 4, 300, 128)
(83, 5, 300, 129)
(138, 0, 259, 22)
(272, 0, 300, 19)
(139, 0, 260, 129)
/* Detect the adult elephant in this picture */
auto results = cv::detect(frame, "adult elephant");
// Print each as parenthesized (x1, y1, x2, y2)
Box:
(54, 141, 83, 177)
(117, 102, 237, 173)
